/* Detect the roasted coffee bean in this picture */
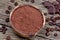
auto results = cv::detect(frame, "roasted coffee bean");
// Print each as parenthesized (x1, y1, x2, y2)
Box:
(2, 28, 7, 34)
(50, 18, 56, 22)
(54, 33, 58, 37)
(6, 36, 11, 40)
(5, 10, 10, 14)
(46, 27, 50, 32)
(45, 32, 50, 36)
(25, 0, 29, 2)
(42, 1, 53, 7)
(57, 0, 60, 3)
(8, 6, 12, 10)
(52, 1, 59, 6)
(56, 23, 60, 27)
(50, 17, 56, 22)
(50, 28, 55, 32)
(0, 28, 3, 32)
(49, 13, 54, 15)
(56, 28, 60, 31)
(31, 0, 35, 3)
(46, 18, 50, 22)
(5, 18, 9, 22)
(55, 12, 59, 14)
(14, 2, 18, 6)
(10, 0, 15, 3)
(2, 25, 6, 28)
(54, 16, 60, 20)
(48, 6, 56, 15)
(49, 21, 56, 26)
(44, 13, 47, 16)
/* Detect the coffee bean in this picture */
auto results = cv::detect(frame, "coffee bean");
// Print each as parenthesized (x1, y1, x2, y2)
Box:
(2, 25, 6, 28)
(55, 27, 60, 31)
(48, 22, 56, 26)
(50, 28, 55, 32)
(31, 0, 35, 3)
(2, 28, 7, 34)
(45, 32, 50, 36)
(14, 2, 18, 6)
(42, 1, 53, 7)
(51, 19, 56, 22)
(50, 18, 56, 22)
(0, 28, 3, 32)
(25, 0, 29, 2)
(10, 0, 15, 3)
(49, 13, 54, 15)
(56, 23, 60, 27)
(8, 6, 12, 10)
(55, 12, 59, 14)
(5, 18, 9, 22)
(46, 27, 50, 32)
(46, 18, 50, 22)
(54, 16, 60, 20)
(54, 33, 58, 37)
(6, 36, 11, 40)
(44, 13, 47, 16)
(48, 22, 53, 26)
(5, 10, 10, 14)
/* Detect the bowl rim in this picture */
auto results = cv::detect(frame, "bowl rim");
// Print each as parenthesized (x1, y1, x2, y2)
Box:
(10, 2, 45, 38)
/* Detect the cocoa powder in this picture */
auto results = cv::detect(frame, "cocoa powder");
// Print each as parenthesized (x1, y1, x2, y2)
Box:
(11, 5, 44, 35)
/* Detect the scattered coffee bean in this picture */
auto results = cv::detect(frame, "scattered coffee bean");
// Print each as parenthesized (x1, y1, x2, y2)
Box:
(2, 25, 6, 28)
(44, 13, 47, 16)
(2, 29, 6, 34)
(10, 0, 15, 3)
(8, 6, 12, 10)
(46, 18, 50, 22)
(42, 1, 53, 7)
(52, 22, 56, 25)
(55, 12, 59, 14)
(5, 10, 10, 14)
(48, 22, 53, 26)
(14, 2, 18, 6)
(25, 0, 29, 2)
(49, 13, 54, 15)
(54, 16, 60, 20)
(55, 27, 60, 31)
(6, 36, 11, 40)
(31, 0, 35, 3)
(2, 27, 7, 34)
(50, 18, 56, 22)
(48, 22, 56, 26)
(5, 18, 9, 22)
(50, 28, 55, 32)
(45, 32, 50, 36)
(54, 33, 58, 37)
(56, 23, 60, 27)
(0, 28, 3, 32)
(46, 27, 50, 32)
(57, 0, 60, 3)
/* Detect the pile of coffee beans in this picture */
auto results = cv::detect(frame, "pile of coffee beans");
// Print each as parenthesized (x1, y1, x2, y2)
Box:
(45, 27, 60, 37)
(42, 1, 60, 15)
(45, 27, 58, 37)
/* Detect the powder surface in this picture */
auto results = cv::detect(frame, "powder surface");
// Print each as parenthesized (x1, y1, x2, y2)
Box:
(11, 5, 44, 35)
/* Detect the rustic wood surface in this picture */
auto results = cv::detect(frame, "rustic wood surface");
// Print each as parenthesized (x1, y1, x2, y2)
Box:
(0, 0, 60, 40)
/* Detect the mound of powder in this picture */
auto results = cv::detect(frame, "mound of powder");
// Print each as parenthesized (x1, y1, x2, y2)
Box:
(11, 5, 44, 36)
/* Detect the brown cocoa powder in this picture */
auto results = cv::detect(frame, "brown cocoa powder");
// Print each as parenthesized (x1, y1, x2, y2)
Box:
(11, 5, 44, 35)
